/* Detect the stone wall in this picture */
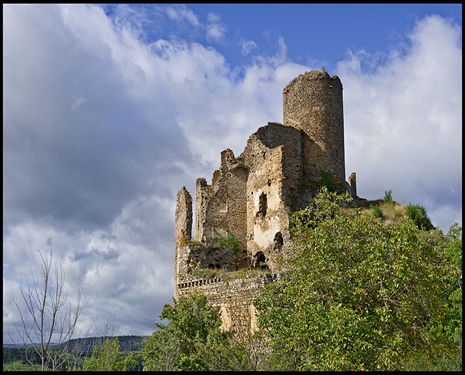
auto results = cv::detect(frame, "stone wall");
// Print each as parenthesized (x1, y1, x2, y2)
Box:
(176, 273, 281, 334)
(194, 149, 249, 266)
(283, 70, 345, 182)
(173, 70, 353, 337)
(240, 122, 302, 272)
(174, 187, 193, 298)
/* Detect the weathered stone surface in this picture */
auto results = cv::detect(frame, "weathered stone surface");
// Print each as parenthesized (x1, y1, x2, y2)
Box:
(283, 71, 345, 182)
(173, 71, 357, 335)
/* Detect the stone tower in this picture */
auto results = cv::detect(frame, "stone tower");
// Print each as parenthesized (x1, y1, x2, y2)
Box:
(173, 70, 359, 336)
(283, 70, 345, 182)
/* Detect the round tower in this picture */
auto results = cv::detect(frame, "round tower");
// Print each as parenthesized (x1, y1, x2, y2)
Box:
(283, 70, 345, 182)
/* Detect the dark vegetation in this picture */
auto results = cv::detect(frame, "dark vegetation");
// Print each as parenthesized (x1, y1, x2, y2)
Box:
(3, 336, 149, 371)
(144, 187, 461, 371)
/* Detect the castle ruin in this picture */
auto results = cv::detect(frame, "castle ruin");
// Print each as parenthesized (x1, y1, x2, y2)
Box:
(174, 70, 357, 333)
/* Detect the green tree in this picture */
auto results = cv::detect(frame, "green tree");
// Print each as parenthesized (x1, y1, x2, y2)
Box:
(405, 202, 434, 231)
(80, 337, 138, 371)
(213, 233, 239, 254)
(143, 290, 230, 371)
(437, 223, 462, 370)
(383, 189, 393, 203)
(254, 187, 459, 371)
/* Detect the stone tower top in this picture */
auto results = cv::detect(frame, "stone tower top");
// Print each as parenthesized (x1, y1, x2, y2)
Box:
(283, 70, 345, 181)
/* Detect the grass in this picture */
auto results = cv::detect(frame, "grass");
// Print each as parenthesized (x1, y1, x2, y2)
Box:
(222, 267, 272, 282)
(362, 202, 406, 225)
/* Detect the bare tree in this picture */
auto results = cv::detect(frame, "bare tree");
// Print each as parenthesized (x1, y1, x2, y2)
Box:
(11, 249, 87, 371)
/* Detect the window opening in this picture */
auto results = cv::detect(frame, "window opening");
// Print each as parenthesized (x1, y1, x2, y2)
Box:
(257, 193, 267, 217)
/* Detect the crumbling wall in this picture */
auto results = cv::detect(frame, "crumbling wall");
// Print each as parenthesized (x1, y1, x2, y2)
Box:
(173, 70, 354, 338)
(194, 149, 248, 266)
(176, 273, 281, 335)
(174, 187, 193, 297)
(175, 243, 236, 286)
(240, 123, 302, 272)
(349, 172, 357, 198)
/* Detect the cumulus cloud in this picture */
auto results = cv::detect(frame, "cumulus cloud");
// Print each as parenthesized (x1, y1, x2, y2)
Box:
(165, 4, 200, 28)
(206, 12, 227, 42)
(3, 4, 461, 343)
(339, 15, 462, 229)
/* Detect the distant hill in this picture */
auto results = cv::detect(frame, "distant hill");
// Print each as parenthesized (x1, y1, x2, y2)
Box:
(4, 335, 150, 352)
(67, 335, 150, 353)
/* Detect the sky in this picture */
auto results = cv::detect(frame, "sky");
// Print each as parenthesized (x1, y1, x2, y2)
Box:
(3, 4, 462, 343)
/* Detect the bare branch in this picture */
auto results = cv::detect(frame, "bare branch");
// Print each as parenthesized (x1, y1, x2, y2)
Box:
(11, 249, 88, 371)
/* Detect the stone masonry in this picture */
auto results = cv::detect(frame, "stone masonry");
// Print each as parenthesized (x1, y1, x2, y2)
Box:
(173, 70, 358, 334)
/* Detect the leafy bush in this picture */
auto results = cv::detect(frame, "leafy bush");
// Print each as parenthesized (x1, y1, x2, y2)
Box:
(213, 234, 239, 254)
(81, 337, 138, 371)
(383, 189, 393, 203)
(255, 186, 459, 371)
(320, 170, 337, 192)
(405, 203, 434, 231)
(143, 291, 230, 371)
(371, 204, 384, 219)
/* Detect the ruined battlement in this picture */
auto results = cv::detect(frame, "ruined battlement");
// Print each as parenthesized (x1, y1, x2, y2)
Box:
(173, 70, 356, 333)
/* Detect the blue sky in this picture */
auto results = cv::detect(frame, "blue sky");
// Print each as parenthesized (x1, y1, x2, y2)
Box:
(3, 4, 462, 343)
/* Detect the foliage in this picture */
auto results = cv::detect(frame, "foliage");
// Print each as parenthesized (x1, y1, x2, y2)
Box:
(370, 204, 384, 219)
(383, 189, 393, 203)
(193, 266, 220, 279)
(80, 337, 138, 371)
(143, 290, 231, 371)
(3, 360, 44, 371)
(254, 186, 460, 371)
(297, 178, 313, 192)
(441, 223, 462, 369)
(405, 202, 434, 231)
(213, 233, 239, 254)
(362, 201, 405, 225)
(320, 170, 337, 192)
(221, 267, 271, 282)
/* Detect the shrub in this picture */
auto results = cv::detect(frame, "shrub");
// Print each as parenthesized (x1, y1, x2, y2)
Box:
(213, 234, 239, 254)
(405, 203, 434, 231)
(320, 170, 337, 192)
(383, 189, 393, 203)
(193, 267, 220, 279)
(371, 204, 384, 219)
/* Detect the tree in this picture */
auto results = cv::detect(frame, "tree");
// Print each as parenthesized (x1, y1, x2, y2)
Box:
(196, 295, 273, 371)
(405, 202, 434, 231)
(80, 337, 138, 371)
(11, 249, 87, 371)
(254, 187, 459, 371)
(143, 290, 230, 371)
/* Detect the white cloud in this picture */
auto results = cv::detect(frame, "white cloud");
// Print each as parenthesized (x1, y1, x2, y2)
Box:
(338, 15, 461, 231)
(206, 12, 226, 42)
(165, 4, 200, 28)
(3, 4, 461, 344)
(239, 39, 258, 56)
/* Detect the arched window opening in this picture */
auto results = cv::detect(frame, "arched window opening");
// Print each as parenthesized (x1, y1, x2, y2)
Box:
(274, 232, 284, 249)
(254, 251, 269, 270)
